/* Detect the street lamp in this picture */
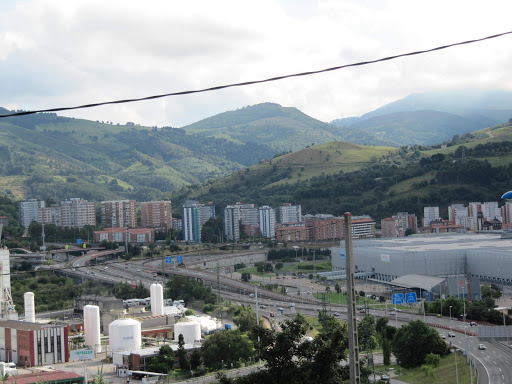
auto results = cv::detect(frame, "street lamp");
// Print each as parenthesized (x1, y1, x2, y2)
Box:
(462, 286, 466, 325)
(449, 306, 452, 324)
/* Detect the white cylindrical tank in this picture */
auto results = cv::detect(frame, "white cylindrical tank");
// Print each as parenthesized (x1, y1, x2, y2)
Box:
(150, 283, 164, 316)
(24, 292, 35, 323)
(109, 318, 141, 353)
(84, 305, 101, 353)
(174, 321, 201, 344)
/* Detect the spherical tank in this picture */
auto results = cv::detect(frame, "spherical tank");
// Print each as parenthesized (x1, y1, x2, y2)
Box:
(84, 305, 101, 353)
(174, 321, 200, 344)
(150, 283, 164, 316)
(23, 292, 35, 323)
(109, 318, 141, 352)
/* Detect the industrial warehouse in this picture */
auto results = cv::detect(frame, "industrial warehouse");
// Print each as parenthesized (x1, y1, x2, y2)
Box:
(331, 232, 512, 299)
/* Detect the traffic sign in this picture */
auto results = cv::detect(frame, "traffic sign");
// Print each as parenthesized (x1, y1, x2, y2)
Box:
(165, 256, 172, 264)
(392, 293, 404, 305)
(340, 249, 346, 259)
(405, 292, 417, 303)
(177, 255, 183, 263)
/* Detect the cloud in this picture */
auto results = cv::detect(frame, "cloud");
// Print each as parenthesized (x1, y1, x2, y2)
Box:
(1, 0, 512, 126)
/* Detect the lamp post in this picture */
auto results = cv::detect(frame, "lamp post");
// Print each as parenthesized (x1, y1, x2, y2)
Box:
(449, 306, 452, 325)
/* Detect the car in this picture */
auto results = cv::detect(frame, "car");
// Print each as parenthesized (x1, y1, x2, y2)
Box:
(478, 343, 486, 350)
(391, 307, 402, 312)
(103, 266, 108, 270)
(269, 312, 275, 317)
(333, 312, 340, 317)
(380, 374, 390, 382)
(356, 306, 364, 310)
(359, 309, 366, 314)
(448, 331, 456, 337)
(470, 321, 477, 326)
(389, 311, 397, 316)
(137, 268, 141, 272)
(260, 305, 266, 309)
(440, 333, 446, 339)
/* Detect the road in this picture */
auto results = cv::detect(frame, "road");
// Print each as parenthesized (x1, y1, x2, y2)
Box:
(56, 251, 512, 383)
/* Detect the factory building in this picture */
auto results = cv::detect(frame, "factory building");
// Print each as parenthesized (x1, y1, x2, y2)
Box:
(332, 233, 512, 288)
(0, 321, 69, 367)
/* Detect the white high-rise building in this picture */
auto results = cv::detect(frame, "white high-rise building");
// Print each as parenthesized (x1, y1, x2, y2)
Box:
(483, 201, 502, 222)
(468, 202, 482, 230)
(19, 199, 45, 228)
(277, 203, 302, 224)
(423, 206, 440, 227)
(258, 206, 276, 239)
(60, 198, 96, 228)
(224, 206, 240, 242)
(182, 201, 202, 243)
(448, 204, 468, 227)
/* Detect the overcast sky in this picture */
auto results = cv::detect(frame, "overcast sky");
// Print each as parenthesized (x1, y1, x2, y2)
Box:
(1, 0, 512, 127)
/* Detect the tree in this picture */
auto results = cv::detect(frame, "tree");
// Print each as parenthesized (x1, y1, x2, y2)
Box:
(425, 353, 441, 368)
(358, 315, 377, 352)
(201, 330, 253, 370)
(392, 320, 448, 368)
(334, 283, 341, 294)
(233, 306, 259, 332)
(177, 334, 189, 370)
(190, 349, 202, 371)
(241, 272, 251, 282)
(148, 345, 175, 373)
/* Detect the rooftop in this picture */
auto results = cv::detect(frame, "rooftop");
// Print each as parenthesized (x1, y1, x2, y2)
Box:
(0, 320, 64, 331)
(391, 274, 445, 291)
(6, 371, 83, 384)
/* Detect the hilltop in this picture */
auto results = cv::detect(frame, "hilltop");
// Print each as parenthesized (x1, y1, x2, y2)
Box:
(182, 103, 342, 151)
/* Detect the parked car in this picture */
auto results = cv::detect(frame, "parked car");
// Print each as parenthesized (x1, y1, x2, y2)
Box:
(380, 374, 390, 382)
(478, 343, 486, 350)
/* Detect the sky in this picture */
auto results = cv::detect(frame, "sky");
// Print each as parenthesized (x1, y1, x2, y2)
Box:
(1, 0, 512, 128)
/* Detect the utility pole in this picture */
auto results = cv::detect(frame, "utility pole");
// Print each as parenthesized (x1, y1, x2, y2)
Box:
(216, 263, 222, 321)
(345, 212, 361, 384)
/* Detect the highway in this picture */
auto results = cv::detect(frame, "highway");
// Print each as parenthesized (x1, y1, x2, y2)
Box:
(57, 251, 512, 383)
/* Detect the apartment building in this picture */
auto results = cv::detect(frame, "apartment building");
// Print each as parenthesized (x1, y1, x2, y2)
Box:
(304, 214, 344, 241)
(275, 223, 309, 242)
(141, 201, 172, 232)
(93, 227, 155, 243)
(276, 203, 302, 224)
(182, 201, 202, 243)
(19, 199, 45, 229)
(60, 198, 96, 228)
(422, 206, 440, 227)
(101, 200, 137, 228)
(258, 206, 276, 239)
(224, 206, 241, 242)
(351, 216, 376, 239)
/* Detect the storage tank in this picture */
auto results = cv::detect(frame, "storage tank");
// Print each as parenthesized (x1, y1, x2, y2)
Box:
(150, 283, 164, 316)
(109, 318, 141, 353)
(84, 305, 101, 353)
(174, 321, 201, 344)
(24, 292, 35, 323)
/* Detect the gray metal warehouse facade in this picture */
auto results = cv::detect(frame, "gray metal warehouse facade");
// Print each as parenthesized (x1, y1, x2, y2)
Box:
(331, 233, 512, 284)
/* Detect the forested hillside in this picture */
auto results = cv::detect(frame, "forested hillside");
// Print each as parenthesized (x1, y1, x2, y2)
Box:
(177, 121, 512, 223)
(0, 108, 276, 202)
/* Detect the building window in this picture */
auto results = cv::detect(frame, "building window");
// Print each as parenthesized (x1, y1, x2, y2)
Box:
(57, 336, 61, 354)
(37, 341, 41, 355)
(50, 336, 54, 352)
(44, 337, 48, 353)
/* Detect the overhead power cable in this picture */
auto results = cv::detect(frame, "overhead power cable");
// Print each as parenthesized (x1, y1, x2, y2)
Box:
(1, 30, 512, 119)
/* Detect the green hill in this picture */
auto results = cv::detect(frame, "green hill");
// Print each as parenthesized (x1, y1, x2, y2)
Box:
(0, 108, 275, 202)
(182, 102, 343, 151)
(176, 121, 512, 223)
